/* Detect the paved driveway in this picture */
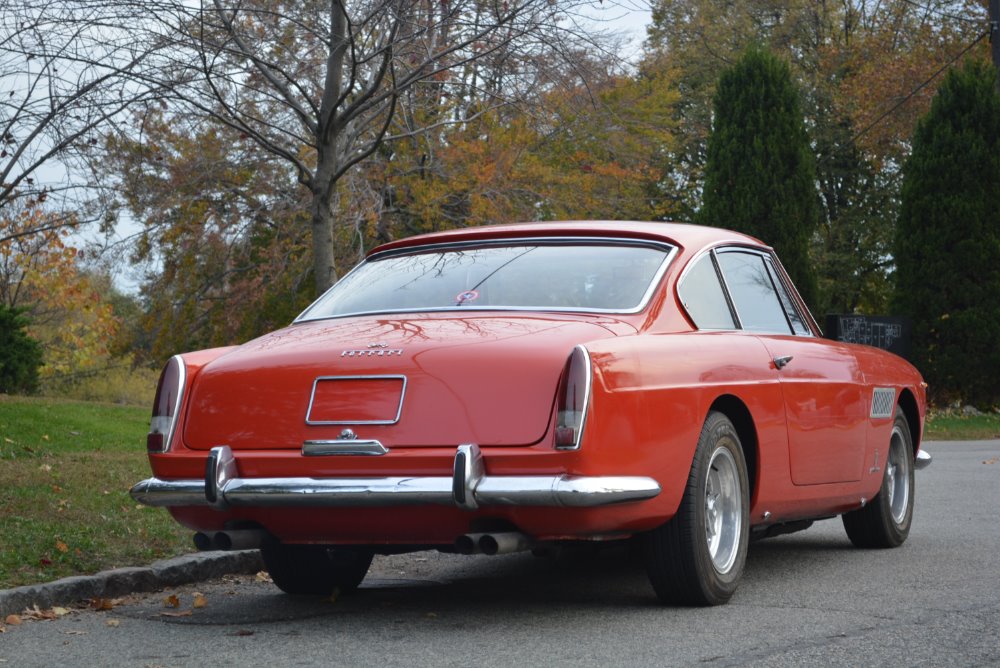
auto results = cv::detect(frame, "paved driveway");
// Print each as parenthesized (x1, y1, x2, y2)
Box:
(2, 440, 998, 667)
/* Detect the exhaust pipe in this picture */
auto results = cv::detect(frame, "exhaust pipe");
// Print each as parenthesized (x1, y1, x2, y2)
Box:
(213, 529, 266, 551)
(455, 532, 488, 555)
(193, 532, 214, 551)
(480, 532, 532, 556)
(193, 530, 267, 551)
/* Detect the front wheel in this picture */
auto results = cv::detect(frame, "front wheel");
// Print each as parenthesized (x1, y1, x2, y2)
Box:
(643, 411, 749, 606)
(261, 540, 374, 596)
(842, 407, 914, 548)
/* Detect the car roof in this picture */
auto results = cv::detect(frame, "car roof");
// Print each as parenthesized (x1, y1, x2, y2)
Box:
(368, 221, 768, 257)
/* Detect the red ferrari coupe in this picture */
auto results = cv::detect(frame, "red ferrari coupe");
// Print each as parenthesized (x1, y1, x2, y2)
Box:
(131, 221, 930, 606)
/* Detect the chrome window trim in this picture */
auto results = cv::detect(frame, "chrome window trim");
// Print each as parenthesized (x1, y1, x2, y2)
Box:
(762, 255, 810, 336)
(679, 244, 817, 338)
(676, 247, 740, 331)
(294, 237, 678, 323)
(714, 247, 793, 335)
(305, 375, 408, 426)
(555, 344, 593, 452)
(766, 251, 823, 336)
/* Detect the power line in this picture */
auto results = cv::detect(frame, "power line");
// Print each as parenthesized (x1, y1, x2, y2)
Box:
(898, 0, 989, 25)
(852, 30, 990, 144)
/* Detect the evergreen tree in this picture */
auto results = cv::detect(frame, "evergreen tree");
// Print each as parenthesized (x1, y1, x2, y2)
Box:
(698, 46, 819, 308)
(893, 59, 1000, 407)
(0, 305, 43, 394)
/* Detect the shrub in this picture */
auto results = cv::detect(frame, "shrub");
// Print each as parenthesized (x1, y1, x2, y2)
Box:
(0, 305, 44, 394)
(698, 46, 819, 307)
(893, 59, 1000, 407)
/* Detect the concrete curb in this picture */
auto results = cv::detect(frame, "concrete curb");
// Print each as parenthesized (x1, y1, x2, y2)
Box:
(0, 550, 263, 618)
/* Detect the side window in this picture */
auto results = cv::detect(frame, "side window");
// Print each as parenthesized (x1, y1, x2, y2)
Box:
(764, 257, 810, 336)
(678, 253, 736, 329)
(716, 251, 792, 334)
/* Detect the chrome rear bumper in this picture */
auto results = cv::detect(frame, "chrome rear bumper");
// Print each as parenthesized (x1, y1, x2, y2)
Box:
(915, 448, 932, 470)
(130, 444, 661, 511)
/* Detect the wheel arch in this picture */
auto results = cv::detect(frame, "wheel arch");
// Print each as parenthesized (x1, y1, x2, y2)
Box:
(707, 394, 759, 505)
(897, 388, 921, 455)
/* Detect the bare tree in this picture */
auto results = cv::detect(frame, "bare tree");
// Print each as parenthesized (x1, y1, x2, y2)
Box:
(0, 1, 163, 243)
(137, 0, 620, 292)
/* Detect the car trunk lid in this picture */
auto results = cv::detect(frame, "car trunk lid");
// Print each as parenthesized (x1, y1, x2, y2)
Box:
(182, 314, 625, 450)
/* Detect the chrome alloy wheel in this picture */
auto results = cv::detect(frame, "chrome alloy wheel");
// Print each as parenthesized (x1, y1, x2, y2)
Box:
(705, 445, 742, 574)
(886, 425, 911, 525)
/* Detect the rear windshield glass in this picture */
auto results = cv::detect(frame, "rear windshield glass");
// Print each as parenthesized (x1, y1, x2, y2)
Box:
(298, 241, 673, 319)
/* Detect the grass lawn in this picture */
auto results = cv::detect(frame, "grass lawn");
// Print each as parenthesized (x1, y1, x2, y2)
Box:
(0, 395, 191, 590)
(924, 409, 1000, 441)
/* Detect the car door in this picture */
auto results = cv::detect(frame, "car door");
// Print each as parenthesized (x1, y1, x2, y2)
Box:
(714, 249, 868, 485)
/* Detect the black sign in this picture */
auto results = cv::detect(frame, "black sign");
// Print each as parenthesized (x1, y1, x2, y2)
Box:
(824, 315, 911, 358)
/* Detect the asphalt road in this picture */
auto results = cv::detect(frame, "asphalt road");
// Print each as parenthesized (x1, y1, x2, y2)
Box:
(2, 440, 999, 667)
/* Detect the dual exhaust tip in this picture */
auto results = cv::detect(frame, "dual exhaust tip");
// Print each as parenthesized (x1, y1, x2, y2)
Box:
(454, 532, 532, 556)
(193, 529, 265, 552)
(195, 529, 532, 556)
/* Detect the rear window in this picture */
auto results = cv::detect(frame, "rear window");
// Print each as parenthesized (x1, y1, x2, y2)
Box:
(297, 241, 674, 319)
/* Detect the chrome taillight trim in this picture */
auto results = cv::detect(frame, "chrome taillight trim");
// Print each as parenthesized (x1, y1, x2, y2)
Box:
(149, 355, 186, 454)
(555, 345, 592, 451)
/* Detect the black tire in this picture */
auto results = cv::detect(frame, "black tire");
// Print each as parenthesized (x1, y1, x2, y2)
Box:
(643, 411, 750, 606)
(842, 407, 914, 548)
(260, 539, 374, 596)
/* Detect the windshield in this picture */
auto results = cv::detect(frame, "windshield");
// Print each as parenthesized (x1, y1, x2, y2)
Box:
(297, 240, 673, 320)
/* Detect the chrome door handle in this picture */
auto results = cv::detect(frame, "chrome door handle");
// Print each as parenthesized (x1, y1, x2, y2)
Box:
(773, 355, 793, 370)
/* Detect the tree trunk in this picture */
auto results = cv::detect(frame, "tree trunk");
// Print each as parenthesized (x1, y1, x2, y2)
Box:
(310, 186, 338, 295)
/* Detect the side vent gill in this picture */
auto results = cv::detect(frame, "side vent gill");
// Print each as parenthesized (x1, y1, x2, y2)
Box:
(871, 387, 896, 419)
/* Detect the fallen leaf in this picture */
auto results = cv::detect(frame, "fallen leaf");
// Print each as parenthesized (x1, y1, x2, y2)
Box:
(106, 619, 120, 628)
(233, 629, 254, 636)
(55, 540, 68, 553)
(192, 593, 207, 608)
(163, 594, 180, 608)
(3, 437, 13, 444)
(39, 464, 52, 472)
(42, 434, 49, 441)
(52, 607, 70, 617)
(255, 571, 272, 583)
(22, 606, 55, 621)
(4, 614, 19, 625)
(40, 557, 52, 566)
(983, 457, 998, 465)
(69, 431, 81, 436)
(90, 598, 114, 611)
(158, 610, 193, 618)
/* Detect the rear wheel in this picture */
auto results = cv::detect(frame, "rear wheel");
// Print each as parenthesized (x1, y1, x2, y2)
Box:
(842, 407, 914, 548)
(643, 411, 749, 606)
(261, 539, 374, 596)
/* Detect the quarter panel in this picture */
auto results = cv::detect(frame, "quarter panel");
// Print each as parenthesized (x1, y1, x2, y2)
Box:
(583, 332, 788, 523)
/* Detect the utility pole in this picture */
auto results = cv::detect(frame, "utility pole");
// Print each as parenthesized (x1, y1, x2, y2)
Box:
(992, 0, 1000, 88)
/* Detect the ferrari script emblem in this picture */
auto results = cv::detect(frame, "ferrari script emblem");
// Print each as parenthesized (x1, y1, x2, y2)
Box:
(341, 348, 403, 357)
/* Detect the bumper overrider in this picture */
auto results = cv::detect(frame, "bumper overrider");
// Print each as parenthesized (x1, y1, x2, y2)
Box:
(130, 444, 662, 511)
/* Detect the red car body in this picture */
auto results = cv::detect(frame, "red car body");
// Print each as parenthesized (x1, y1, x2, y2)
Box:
(132, 221, 928, 605)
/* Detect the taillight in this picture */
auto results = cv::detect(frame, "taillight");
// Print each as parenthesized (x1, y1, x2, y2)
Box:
(147, 355, 186, 453)
(554, 345, 592, 450)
